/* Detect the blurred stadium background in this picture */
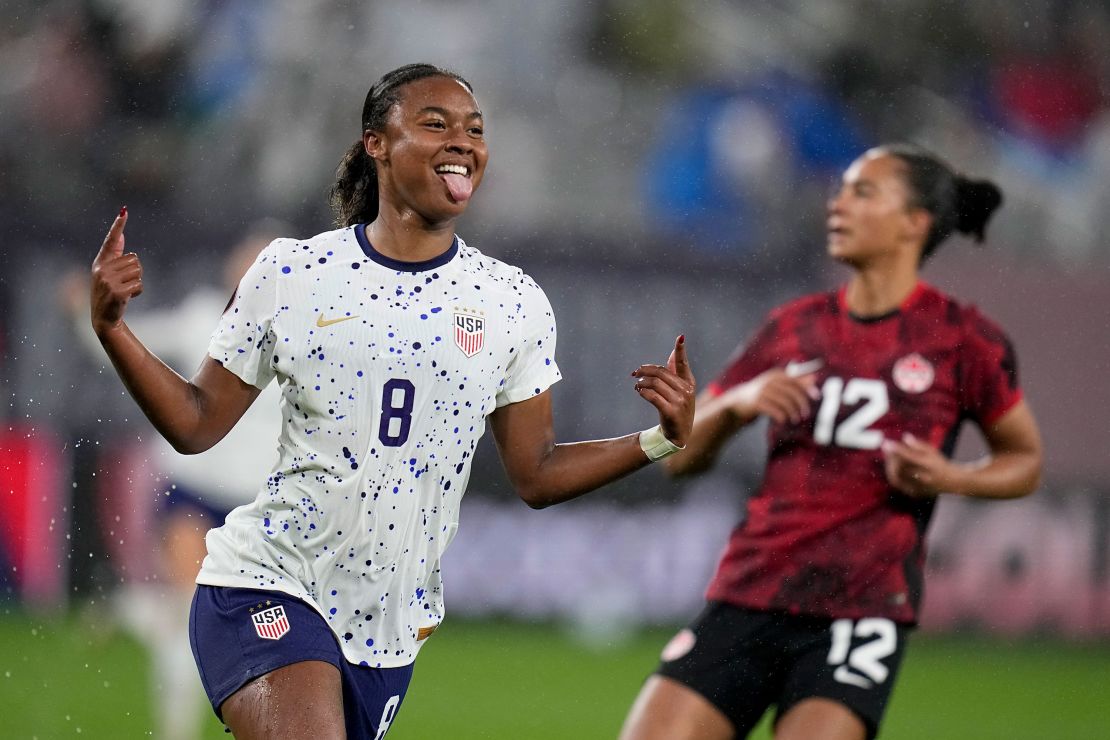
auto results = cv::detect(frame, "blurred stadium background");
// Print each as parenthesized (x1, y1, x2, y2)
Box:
(2, 0, 1110, 737)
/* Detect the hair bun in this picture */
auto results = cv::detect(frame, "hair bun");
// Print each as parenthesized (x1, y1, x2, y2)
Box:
(954, 177, 1003, 242)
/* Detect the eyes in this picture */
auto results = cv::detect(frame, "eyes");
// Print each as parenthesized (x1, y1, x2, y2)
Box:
(421, 117, 484, 138)
(829, 180, 877, 202)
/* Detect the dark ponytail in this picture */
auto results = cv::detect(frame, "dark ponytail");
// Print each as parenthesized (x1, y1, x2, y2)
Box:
(330, 139, 378, 227)
(328, 63, 474, 228)
(954, 177, 1003, 243)
(879, 143, 1004, 261)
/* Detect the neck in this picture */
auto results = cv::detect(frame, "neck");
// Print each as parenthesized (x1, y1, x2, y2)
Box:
(365, 209, 457, 263)
(844, 260, 920, 317)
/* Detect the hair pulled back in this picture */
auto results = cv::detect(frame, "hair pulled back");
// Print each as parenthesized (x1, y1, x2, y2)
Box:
(329, 63, 474, 227)
(879, 143, 1004, 261)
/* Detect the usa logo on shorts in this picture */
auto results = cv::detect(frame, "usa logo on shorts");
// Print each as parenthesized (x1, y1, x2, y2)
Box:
(251, 604, 290, 640)
(454, 311, 485, 357)
(892, 353, 934, 394)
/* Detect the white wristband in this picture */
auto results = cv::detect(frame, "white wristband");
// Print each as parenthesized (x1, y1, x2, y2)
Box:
(639, 425, 684, 462)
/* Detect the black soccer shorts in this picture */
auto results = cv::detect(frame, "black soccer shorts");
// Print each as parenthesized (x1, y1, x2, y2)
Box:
(655, 601, 910, 739)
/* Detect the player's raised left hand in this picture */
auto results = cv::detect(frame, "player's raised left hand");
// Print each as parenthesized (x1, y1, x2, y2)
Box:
(881, 433, 961, 497)
(632, 335, 696, 448)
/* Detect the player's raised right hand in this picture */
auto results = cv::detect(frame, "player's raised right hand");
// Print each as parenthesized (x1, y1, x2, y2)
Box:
(91, 207, 143, 336)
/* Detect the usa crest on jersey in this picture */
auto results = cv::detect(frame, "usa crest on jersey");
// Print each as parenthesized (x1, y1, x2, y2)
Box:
(454, 310, 485, 357)
(251, 604, 290, 640)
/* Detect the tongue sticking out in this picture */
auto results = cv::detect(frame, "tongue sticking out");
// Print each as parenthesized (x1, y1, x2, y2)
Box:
(441, 173, 473, 203)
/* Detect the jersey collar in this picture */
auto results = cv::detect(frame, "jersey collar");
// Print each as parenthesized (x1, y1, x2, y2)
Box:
(839, 280, 929, 324)
(354, 224, 458, 272)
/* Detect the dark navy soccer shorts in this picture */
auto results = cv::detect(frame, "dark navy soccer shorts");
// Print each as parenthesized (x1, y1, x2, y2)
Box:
(189, 585, 414, 739)
(655, 601, 909, 739)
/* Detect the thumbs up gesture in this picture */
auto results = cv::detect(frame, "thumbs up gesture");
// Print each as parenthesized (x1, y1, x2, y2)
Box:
(91, 207, 143, 336)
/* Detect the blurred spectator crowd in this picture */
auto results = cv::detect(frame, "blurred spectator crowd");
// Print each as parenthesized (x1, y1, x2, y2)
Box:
(0, 0, 1107, 271)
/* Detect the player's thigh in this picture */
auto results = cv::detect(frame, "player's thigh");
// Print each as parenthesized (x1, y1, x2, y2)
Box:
(775, 697, 866, 740)
(222, 659, 344, 739)
(777, 616, 910, 740)
(626, 602, 788, 737)
(190, 586, 415, 739)
(190, 587, 349, 727)
(620, 674, 734, 740)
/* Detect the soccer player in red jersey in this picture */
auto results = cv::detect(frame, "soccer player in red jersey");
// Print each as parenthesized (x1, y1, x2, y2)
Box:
(621, 144, 1042, 740)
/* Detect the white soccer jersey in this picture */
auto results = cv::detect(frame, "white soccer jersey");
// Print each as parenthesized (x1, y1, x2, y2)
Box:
(196, 224, 561, 667)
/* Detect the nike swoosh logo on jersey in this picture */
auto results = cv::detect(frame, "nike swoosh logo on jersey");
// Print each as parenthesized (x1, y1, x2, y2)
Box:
(785, 358, 824, 377)
(316, 313, 359, 327)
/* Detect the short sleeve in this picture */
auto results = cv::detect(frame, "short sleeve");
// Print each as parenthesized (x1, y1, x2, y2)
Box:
(207, 242, 280, 390)
(959, 308, 1023, 426)
(496, 275, 562, 406)
(706, 312, 782, 398)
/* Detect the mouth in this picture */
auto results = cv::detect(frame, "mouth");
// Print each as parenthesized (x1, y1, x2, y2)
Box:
(435, 163, 470, 177)
(435, 163, 474, 203)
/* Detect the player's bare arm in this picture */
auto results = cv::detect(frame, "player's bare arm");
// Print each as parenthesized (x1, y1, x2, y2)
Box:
(664, 366, 818, 477)
(491, 335, 694, 508)
(92, 210, 261, 454)
(882, 400, 1041, 499)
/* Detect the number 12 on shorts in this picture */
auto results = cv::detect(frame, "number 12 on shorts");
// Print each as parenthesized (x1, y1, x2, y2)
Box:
(826, 618, 898, 689)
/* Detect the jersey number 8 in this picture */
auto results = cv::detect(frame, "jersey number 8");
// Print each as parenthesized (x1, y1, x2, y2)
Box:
(378, 378, 416, 447)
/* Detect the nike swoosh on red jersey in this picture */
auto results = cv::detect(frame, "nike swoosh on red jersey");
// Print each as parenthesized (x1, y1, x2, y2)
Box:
(785, 358, 824, 377)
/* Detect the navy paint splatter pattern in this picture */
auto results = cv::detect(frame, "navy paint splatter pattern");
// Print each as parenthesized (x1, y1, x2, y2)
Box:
(197, 226, 561, 668)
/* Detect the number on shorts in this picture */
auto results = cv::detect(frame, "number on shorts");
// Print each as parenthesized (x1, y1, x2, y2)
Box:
(374, 694, 401, 739)
(827, 618, 898, 689)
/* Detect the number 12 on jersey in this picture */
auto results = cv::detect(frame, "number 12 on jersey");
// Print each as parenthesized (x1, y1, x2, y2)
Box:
(812, 377, 888, 450)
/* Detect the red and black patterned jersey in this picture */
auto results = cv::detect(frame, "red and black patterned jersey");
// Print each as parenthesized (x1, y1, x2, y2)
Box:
(704, 281, 1022, 624)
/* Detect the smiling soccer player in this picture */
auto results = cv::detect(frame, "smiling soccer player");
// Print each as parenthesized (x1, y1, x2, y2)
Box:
(89, 63, 696, 739)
